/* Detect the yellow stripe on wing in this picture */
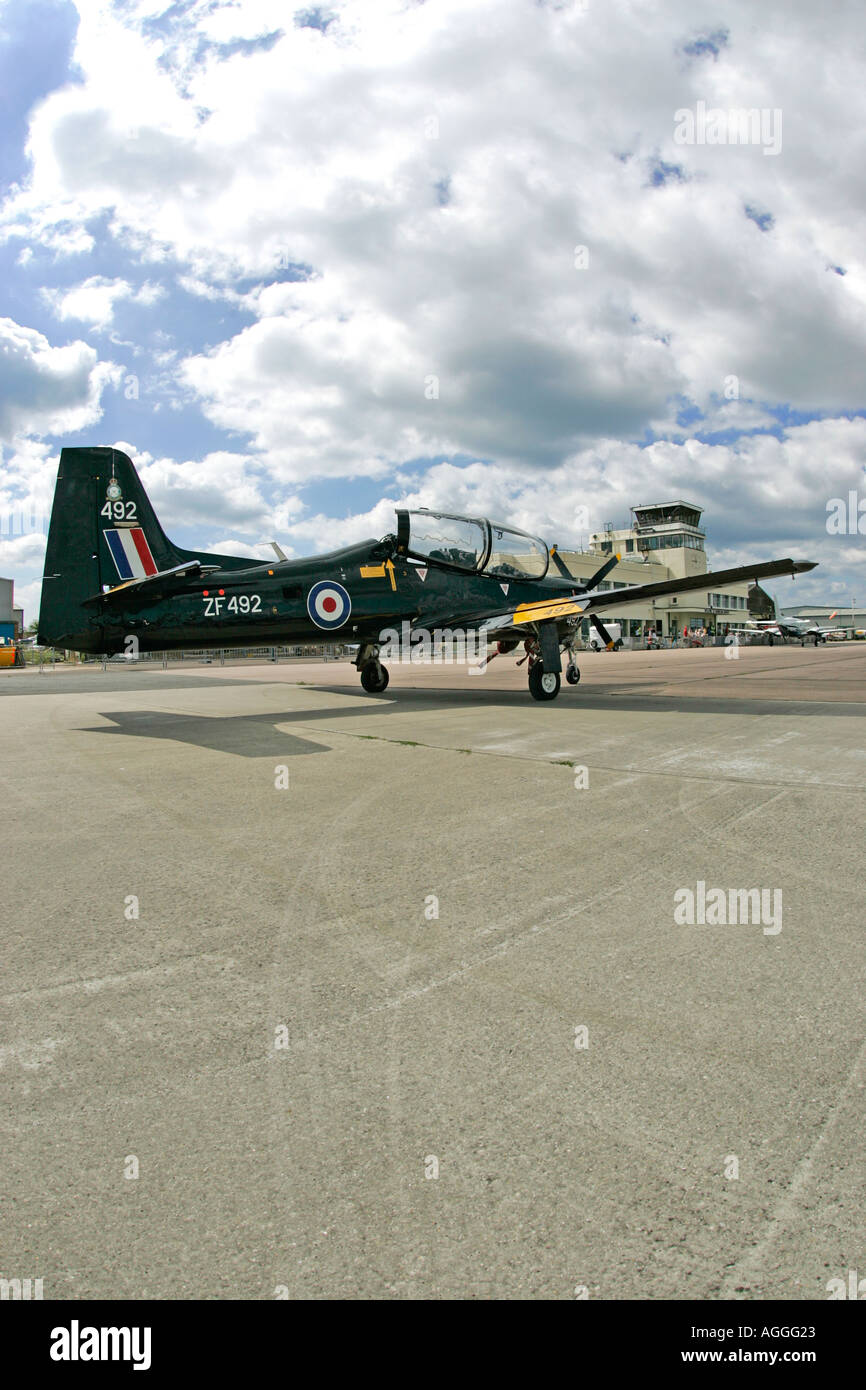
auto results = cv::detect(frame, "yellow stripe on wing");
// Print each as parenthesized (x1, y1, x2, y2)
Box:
(511, 597, 583, 625)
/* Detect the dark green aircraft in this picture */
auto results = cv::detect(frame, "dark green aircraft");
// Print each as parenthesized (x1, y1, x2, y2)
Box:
(38, 446, 817, 701)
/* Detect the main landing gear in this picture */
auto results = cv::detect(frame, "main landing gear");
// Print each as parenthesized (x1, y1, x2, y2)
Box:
(355, 642, 389, 693)
(360, 661, 389, 693)
(529, 663, 560, 701)
(522, 637, 580, 701)
(353, 634, 581, 702)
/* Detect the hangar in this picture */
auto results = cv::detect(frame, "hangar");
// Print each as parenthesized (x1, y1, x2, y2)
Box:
(782, 603, 866, 629)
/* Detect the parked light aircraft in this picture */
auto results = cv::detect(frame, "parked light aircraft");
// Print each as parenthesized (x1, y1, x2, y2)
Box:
(38, 447, 818, 701)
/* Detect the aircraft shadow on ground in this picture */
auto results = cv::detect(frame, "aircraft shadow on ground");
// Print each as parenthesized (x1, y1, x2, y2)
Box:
(311, 685, 856, 718)
(83, 709, 331, 758)
(81, 681, 856, 758)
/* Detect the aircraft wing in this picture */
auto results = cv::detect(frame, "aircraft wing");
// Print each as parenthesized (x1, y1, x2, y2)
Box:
(472, 558, 817, 634)
(577, 557, 817, 614)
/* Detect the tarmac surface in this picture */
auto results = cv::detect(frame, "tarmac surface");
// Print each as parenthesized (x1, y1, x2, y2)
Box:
(2, 644, 864, 1300)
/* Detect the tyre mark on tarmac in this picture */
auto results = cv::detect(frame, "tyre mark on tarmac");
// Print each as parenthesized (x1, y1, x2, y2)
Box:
(265, 761, 828, 1297)
(692, 784, 793, 835)
(720, 1035, 866, 1298)
(266, 764, 668, 1294)
(0, 952, 237, 1004)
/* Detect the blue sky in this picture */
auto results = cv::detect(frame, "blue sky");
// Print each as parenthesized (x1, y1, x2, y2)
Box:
(1, 0, 864, 623)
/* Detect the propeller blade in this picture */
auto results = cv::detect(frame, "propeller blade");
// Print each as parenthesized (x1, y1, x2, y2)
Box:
(583, 553, 620, 591)
(590, 614, 616, 650)
(550, 548, 620, 589)
(549, 546, 575, 579)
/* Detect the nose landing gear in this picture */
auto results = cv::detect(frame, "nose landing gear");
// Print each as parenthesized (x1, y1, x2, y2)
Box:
(562, 638, 580, 686)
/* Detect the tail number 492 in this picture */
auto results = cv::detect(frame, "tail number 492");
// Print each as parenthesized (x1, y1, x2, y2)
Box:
(101, 500, 138, 520)
(203, 593, 262, 616)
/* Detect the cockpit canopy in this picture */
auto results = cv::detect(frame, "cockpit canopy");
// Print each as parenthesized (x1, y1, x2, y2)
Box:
(395, 509, 549, 580)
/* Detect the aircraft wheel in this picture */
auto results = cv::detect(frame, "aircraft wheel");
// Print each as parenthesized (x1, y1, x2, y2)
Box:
(566, 664, 580, 685)
(360, 661, 389, 693)
(529, 663, 561, 701)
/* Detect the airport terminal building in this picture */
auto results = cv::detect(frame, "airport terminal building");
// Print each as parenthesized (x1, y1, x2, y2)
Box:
(556, 502, 753, 643)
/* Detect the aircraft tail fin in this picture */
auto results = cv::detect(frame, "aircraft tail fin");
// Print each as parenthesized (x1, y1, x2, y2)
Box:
(38, 446, 252, 651)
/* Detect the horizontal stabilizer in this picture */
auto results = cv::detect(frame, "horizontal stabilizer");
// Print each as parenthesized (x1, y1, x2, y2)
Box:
(84, 558, 220, 606)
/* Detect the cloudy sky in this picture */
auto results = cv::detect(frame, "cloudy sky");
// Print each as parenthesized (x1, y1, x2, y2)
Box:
(1, 0, 864, 624)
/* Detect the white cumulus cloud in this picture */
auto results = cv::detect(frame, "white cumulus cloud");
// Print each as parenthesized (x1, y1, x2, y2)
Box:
(0, 318, 121, 443)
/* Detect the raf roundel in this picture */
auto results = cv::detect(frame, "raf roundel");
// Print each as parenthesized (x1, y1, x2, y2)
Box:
(307, 579, 352, 630)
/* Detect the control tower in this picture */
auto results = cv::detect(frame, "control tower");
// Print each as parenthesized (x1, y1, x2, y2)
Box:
(590, 501, 707, 579)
